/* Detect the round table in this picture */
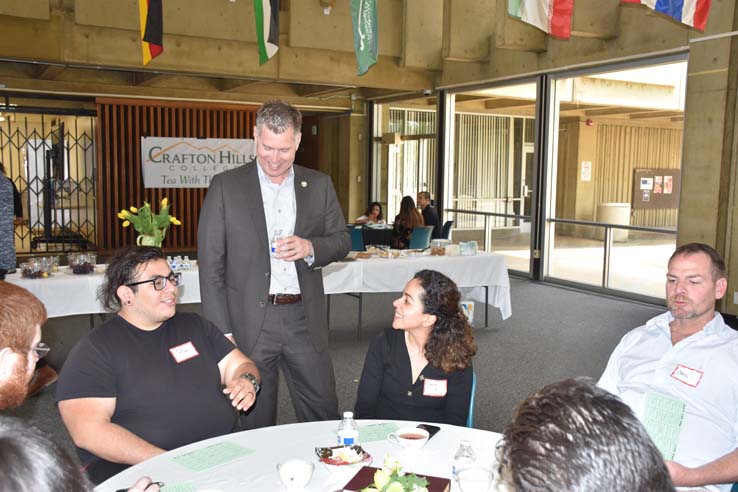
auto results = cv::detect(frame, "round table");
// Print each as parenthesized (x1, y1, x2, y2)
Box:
(95, 420, 504, 492)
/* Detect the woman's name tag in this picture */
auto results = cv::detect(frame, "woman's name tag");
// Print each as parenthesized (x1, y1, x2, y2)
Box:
(423, 378, 447, 397)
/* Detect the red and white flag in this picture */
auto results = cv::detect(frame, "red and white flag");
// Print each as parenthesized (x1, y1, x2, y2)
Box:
(508, 0, 574, 39)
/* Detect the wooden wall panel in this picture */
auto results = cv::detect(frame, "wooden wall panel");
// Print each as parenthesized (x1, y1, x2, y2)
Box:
(95, 98, 258, 253)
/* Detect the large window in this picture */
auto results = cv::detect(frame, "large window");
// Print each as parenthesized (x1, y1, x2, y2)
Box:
(372, 98, 437, 221)
(545, 60, 686, 298)
(445, 82, 539, 273)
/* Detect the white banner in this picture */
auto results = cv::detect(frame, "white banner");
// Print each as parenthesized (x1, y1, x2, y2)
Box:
(141, 137, 255, 188)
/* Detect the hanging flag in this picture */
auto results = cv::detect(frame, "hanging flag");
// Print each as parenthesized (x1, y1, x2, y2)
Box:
(351, 0, 378, 75)
(508, 0, 574, 39)
(138, 0, 164, 65)
(254, 0, 279, 65)
(621, 0, 711, 31)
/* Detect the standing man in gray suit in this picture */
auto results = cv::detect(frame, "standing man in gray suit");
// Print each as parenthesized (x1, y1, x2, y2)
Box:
(198, 100, 351, 428)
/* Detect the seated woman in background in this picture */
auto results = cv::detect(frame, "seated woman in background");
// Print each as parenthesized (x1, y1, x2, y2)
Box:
(391, 196, 424, 249)
(355, 202, 385, 225)
(354, 269, 477, 426)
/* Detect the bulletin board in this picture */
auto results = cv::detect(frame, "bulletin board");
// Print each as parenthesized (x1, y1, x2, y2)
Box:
(632, 169, 681, 210)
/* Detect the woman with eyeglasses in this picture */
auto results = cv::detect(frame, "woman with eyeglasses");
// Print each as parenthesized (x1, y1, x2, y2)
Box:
(56, 246, 262, 485)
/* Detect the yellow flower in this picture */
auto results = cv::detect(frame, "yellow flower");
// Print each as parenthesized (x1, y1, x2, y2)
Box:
(161, 197, 169, 208)
(373, 469, 391, 490)
(122, 220, 130, 227)
(385, 482, 404, 492)
(170, 217, 182, 226)
(129, 206, 138, 213)
(118, 210, 129, 219)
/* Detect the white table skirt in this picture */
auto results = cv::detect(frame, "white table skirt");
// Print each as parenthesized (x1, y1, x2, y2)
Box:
(95, 420, 505, 492)
(6, 253, 511, 320)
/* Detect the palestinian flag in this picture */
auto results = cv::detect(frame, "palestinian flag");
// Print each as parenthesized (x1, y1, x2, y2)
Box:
(139, 0, 164, 65)
(508, 0, 574, 39)
(254, 0, 279, 65)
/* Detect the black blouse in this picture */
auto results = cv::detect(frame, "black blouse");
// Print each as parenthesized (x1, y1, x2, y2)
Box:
(354, 328, 473, 426)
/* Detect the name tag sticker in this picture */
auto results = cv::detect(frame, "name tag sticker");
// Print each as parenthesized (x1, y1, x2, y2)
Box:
(169, 341, 200, 364)
(670, 364, 703, 387)
(423, 378, 447, 397)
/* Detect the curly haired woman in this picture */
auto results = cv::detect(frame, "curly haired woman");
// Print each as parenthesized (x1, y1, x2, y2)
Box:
(354, 270, 477, 426)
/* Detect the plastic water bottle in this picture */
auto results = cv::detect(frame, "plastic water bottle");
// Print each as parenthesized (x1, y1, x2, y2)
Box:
(271, 229, 284, 258)
(452, 440, 476, 479)
(337, 411, 359, 446)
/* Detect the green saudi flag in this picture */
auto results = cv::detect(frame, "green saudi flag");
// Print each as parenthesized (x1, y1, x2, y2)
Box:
(351, 0, 377, 75)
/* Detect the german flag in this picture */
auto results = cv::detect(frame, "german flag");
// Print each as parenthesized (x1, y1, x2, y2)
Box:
(139, 0, 164, 65)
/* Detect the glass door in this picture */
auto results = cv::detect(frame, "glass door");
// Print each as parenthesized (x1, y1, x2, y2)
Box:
(444, 81, 540, 274)
(542, 58, 687, 299)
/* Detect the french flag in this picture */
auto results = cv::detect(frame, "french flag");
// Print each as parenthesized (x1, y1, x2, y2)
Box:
(621, 0, 711, 31)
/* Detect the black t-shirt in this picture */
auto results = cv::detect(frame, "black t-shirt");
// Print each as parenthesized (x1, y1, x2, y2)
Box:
(422, 206, 441, 239)
(57, 312, 238, 482)
(354, 328, 472, 426)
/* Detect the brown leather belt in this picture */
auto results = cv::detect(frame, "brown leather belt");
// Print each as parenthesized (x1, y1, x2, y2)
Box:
(267, 294, 302, 305)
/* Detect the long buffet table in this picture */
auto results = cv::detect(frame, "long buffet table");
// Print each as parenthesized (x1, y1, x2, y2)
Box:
(6, 252, 511, 324)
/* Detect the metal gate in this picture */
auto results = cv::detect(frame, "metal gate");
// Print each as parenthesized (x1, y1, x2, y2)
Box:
(1, 112, 97, 254)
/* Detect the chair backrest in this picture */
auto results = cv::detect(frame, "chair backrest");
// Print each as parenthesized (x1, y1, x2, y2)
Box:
(349, 226, 364, 251)
(721, 312, 738, 330)
(441, 220, 454, 239)
(408, 226, 434, 250)
(466, 369, 477, 428)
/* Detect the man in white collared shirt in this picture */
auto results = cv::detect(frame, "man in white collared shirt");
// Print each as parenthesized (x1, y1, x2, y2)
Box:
(599, 243, 738, 492)
(198, 100, 350, 428)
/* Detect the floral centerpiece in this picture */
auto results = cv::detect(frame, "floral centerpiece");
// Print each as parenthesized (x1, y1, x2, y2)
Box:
(118, 197, 181, 248)
(361, 455, 429, 492)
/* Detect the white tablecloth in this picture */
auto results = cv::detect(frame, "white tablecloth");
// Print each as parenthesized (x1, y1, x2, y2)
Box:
(95, 420, 504, 492)
(6, 253, 511, 320)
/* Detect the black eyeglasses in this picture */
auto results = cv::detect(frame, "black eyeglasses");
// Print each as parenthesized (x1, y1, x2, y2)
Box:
(125, 272, 182, 291)
(33, 342, 50, 358)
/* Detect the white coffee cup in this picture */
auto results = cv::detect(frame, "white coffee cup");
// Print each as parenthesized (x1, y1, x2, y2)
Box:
(387, 427, 430, 450)
(276, 459, 314, 490)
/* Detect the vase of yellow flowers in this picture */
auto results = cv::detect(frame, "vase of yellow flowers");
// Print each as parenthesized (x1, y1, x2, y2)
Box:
(118, 197, 182, 248)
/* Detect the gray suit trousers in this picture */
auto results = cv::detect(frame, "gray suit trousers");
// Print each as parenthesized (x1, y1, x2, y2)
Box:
(243, 301, 339, 428)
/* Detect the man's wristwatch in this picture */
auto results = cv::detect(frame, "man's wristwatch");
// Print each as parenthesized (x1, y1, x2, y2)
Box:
(239, 373, 260, 393)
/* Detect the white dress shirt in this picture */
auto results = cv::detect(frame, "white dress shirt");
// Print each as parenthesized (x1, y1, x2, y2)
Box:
(257, 163, 300, 295)
(598, 312, 738, 492)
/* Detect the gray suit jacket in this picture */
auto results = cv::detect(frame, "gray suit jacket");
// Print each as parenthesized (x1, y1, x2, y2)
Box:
(197, 162, 350, 353)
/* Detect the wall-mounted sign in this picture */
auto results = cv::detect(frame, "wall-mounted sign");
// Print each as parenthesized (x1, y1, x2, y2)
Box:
(141, 137, 255, 188)
(581, 161, 592, 182)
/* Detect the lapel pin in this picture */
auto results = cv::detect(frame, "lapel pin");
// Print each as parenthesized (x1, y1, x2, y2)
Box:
(301, 181, 308, 188)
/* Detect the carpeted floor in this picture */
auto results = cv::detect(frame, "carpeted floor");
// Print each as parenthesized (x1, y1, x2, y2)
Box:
(1, 276, 664, 462)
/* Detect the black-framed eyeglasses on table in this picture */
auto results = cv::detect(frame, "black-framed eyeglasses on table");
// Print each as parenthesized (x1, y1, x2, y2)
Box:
(125, 272, 182, 291)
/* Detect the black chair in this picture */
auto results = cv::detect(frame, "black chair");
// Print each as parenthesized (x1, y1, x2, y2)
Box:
(441, 220, 454, 239)
(721, 312, 738, 330)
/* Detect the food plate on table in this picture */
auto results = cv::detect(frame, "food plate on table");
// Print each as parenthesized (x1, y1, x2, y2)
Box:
(315, 445, 372, 467)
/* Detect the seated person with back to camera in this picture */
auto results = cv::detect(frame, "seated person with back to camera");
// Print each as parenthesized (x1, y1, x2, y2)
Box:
(56, 246, 261, 484)
(354, 269, 476, 426)
(391, 196, 424, 250)
(497, 378, 674, 492)
(354, 201, 386, 226)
